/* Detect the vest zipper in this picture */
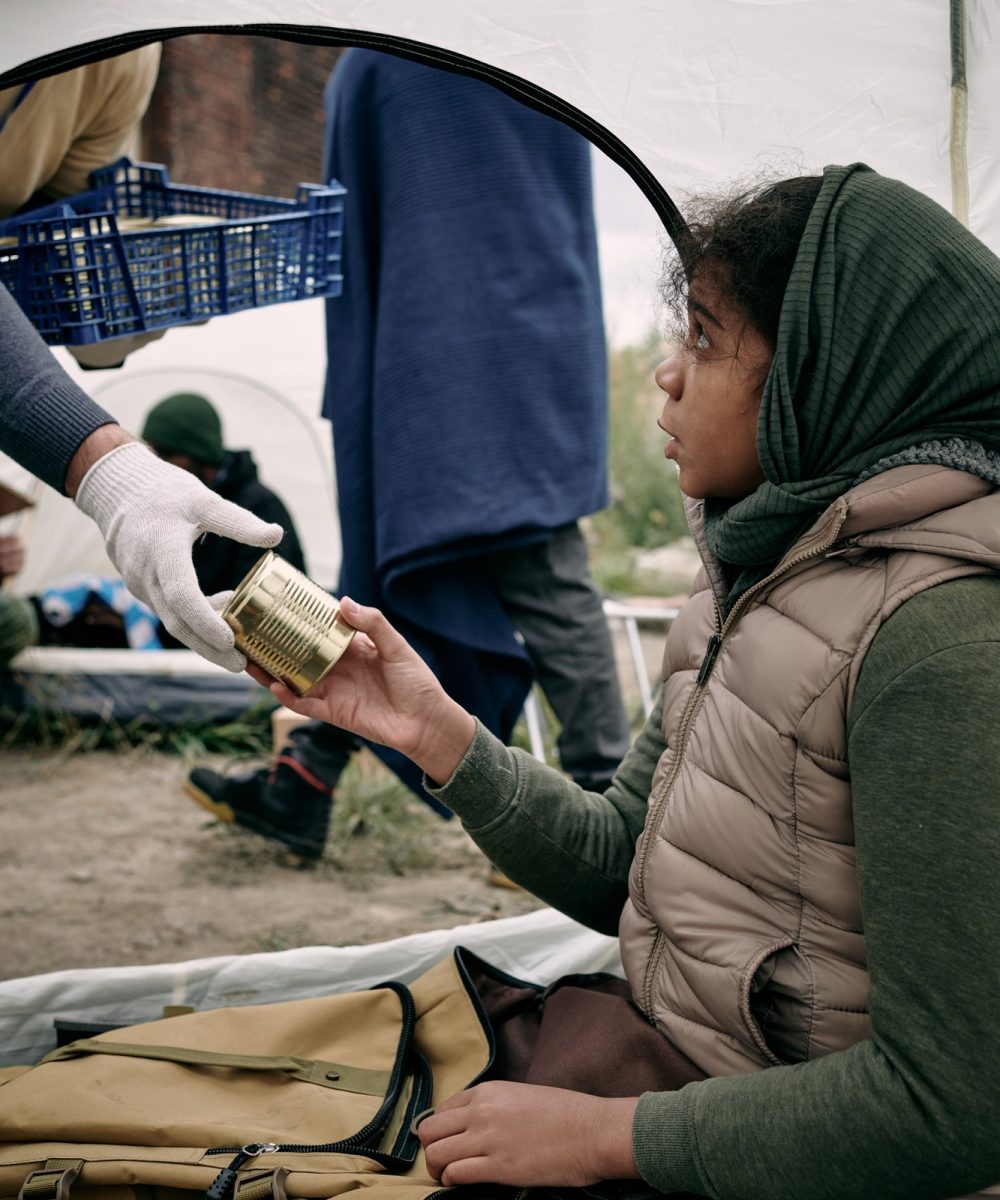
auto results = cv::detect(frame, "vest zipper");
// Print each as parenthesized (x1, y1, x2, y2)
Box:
(636, 499, 849, 1019)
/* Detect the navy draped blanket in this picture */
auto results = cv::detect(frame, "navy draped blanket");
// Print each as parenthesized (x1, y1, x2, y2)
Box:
(322, 49, 609, 811)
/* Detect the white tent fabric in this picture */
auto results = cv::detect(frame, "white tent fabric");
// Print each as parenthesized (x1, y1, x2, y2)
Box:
(1, 1, 998, 252)
(0, 300, 341, 594)
(0, 908, 621, 1068)
(3, 2, 994, 603)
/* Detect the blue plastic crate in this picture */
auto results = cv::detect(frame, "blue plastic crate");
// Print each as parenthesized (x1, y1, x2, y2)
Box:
(0, 158, 345, 346)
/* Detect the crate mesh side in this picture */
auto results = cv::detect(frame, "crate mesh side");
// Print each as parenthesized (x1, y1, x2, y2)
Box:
(1, 159, 345, 344)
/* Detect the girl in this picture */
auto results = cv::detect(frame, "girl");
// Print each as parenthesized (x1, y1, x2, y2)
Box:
(254, 164, 1000, 1200)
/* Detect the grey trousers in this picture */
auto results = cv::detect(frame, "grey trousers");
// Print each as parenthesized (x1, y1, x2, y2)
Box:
(290, 521, 630, 795)
(482, 521, 630, 791)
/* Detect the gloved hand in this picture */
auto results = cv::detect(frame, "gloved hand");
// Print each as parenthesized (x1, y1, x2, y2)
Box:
(75, 441, 282, 670)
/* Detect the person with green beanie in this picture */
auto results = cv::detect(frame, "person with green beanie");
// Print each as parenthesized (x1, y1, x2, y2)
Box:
(249, 164, 1000, 1200)
(140, 391, 226, 469)
(0, 391, 309, 662)
(0, 538, 37, 664)
(139, 390, 307, 646)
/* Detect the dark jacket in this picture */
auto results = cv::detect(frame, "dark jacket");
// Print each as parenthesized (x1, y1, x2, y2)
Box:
(158, 449, 307, 649)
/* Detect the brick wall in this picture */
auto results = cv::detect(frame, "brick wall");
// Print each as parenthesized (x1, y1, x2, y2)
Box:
(141, 34, 344, 198)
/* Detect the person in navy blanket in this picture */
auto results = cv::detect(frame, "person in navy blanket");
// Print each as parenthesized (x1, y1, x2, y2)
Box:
(185, 49, 630, 868)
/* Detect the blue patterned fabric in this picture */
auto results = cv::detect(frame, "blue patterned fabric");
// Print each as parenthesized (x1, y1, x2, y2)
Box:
(322, 50, 609, 809)
(39, 575, 162, 650)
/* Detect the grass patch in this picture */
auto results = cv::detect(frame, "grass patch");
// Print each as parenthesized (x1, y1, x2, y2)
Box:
(325, 750, 442, 875)
(0, 694, 276, 758)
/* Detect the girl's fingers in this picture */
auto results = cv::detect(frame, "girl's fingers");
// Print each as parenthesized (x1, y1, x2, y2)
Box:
(440, 1156, 494, 1187)
(431, 1088, 473, 1113)
(422, 1132, 486, 1183)
(338, 596, 410, 660)
(245, 663, 326, 715)
(273, 680, 307, 709)
(245, 663, 295, 705)
(246, 663, 276, 688)
(416, 1100, 471, 1149)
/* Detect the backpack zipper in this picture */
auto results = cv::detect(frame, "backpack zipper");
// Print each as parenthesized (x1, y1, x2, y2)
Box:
(203, 1050, 432, 1199)
(202, 981, 429, 1199)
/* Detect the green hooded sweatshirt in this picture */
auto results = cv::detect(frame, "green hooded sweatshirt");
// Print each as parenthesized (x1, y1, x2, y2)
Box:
(425, 165, 1000, 1199)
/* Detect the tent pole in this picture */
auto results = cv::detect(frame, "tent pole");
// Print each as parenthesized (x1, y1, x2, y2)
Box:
(950, 0, 969, 227)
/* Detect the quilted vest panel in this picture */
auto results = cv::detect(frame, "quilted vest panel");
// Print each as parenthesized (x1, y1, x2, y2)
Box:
(620, 468, 1000, 1077)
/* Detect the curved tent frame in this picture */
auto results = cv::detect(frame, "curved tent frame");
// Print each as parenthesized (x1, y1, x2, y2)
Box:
(2, 1, 997, 252)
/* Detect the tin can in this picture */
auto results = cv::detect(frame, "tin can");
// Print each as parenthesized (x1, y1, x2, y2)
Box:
(222, 551, 356, 696)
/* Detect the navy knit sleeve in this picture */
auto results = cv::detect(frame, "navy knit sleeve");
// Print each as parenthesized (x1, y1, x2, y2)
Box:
(0, 282, 117, 493)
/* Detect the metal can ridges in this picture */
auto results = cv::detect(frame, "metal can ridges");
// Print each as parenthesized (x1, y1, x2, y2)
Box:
(221, 551, 356, 696)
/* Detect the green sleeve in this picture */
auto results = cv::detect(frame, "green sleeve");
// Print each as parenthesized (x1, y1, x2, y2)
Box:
(632, 576, 1000, 1198)
(425, 691, 664, 935)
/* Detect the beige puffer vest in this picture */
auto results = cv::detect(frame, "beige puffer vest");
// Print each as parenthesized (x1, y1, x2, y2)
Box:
(619, 466, 1000, 1084)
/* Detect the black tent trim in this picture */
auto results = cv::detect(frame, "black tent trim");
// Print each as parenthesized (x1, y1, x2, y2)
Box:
(0, 23, 689, 247)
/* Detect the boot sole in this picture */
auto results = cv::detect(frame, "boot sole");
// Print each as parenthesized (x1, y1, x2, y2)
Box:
(182, 778, 320, 868)
(486, 865, 525, 892)
(183, 778, 236, 823)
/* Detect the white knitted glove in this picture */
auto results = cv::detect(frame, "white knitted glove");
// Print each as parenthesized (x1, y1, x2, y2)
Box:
(75, 442, 283, 670)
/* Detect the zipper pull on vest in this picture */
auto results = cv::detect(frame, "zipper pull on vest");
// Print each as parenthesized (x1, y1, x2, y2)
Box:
(697, 633, 722, 686)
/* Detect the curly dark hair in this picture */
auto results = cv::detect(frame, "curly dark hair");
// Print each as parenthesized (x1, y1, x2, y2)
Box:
(664, 174, 825, 349)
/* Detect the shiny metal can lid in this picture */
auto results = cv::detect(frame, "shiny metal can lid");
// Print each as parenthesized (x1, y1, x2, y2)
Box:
(222, 551, 356, 696)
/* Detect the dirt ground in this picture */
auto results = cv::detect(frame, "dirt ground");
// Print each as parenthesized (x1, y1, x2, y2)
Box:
(2, 746, 544, 981)
(2, 610, 685, 983)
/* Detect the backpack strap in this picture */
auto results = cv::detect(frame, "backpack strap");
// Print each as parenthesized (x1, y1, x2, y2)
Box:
(17, 1159, 82, 1200)
(39, 1039, 391, 1095)
(232, 1168, 288, 1200)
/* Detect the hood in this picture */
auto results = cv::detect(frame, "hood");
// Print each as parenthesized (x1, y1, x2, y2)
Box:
(687, 464, 1000, 606)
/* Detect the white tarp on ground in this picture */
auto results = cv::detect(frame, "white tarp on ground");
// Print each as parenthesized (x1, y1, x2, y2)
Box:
(0, 908, 621, 1068)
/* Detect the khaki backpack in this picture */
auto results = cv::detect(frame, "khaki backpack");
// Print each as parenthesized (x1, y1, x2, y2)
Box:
(0, 952, 506, 1200)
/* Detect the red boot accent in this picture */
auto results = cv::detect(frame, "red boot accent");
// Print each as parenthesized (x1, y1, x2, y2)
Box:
(267, 754, 334, 796)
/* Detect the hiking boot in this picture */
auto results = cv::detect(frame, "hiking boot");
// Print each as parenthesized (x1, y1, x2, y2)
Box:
(184, 755, 334, 866)
(486, 862, 525, 891)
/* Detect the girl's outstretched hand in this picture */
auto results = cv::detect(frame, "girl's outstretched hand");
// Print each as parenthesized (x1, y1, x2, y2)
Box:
(416, 1081, 640, 1188)
(246, 596, 476, 785)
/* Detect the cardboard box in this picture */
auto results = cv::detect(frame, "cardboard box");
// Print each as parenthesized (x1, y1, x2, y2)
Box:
(270, 705, 312, 757)
(0, 481, 33, 517)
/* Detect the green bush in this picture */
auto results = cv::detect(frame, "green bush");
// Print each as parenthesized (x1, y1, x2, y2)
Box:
(588, 331, 687, 592)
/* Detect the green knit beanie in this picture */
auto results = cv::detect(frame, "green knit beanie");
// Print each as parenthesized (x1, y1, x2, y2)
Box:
(0, 592, 38, 666)
(140, 392, 225, 465)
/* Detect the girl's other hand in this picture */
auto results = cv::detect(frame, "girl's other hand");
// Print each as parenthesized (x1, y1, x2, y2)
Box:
(246, 596, 476, 786)
(0, 534, 25, 578)
(417, 1081, 640, 1188)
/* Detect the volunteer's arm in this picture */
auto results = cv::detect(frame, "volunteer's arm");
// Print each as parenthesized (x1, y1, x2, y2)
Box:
(0, 281, 118, 489)
(0, 282, 281, 668)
